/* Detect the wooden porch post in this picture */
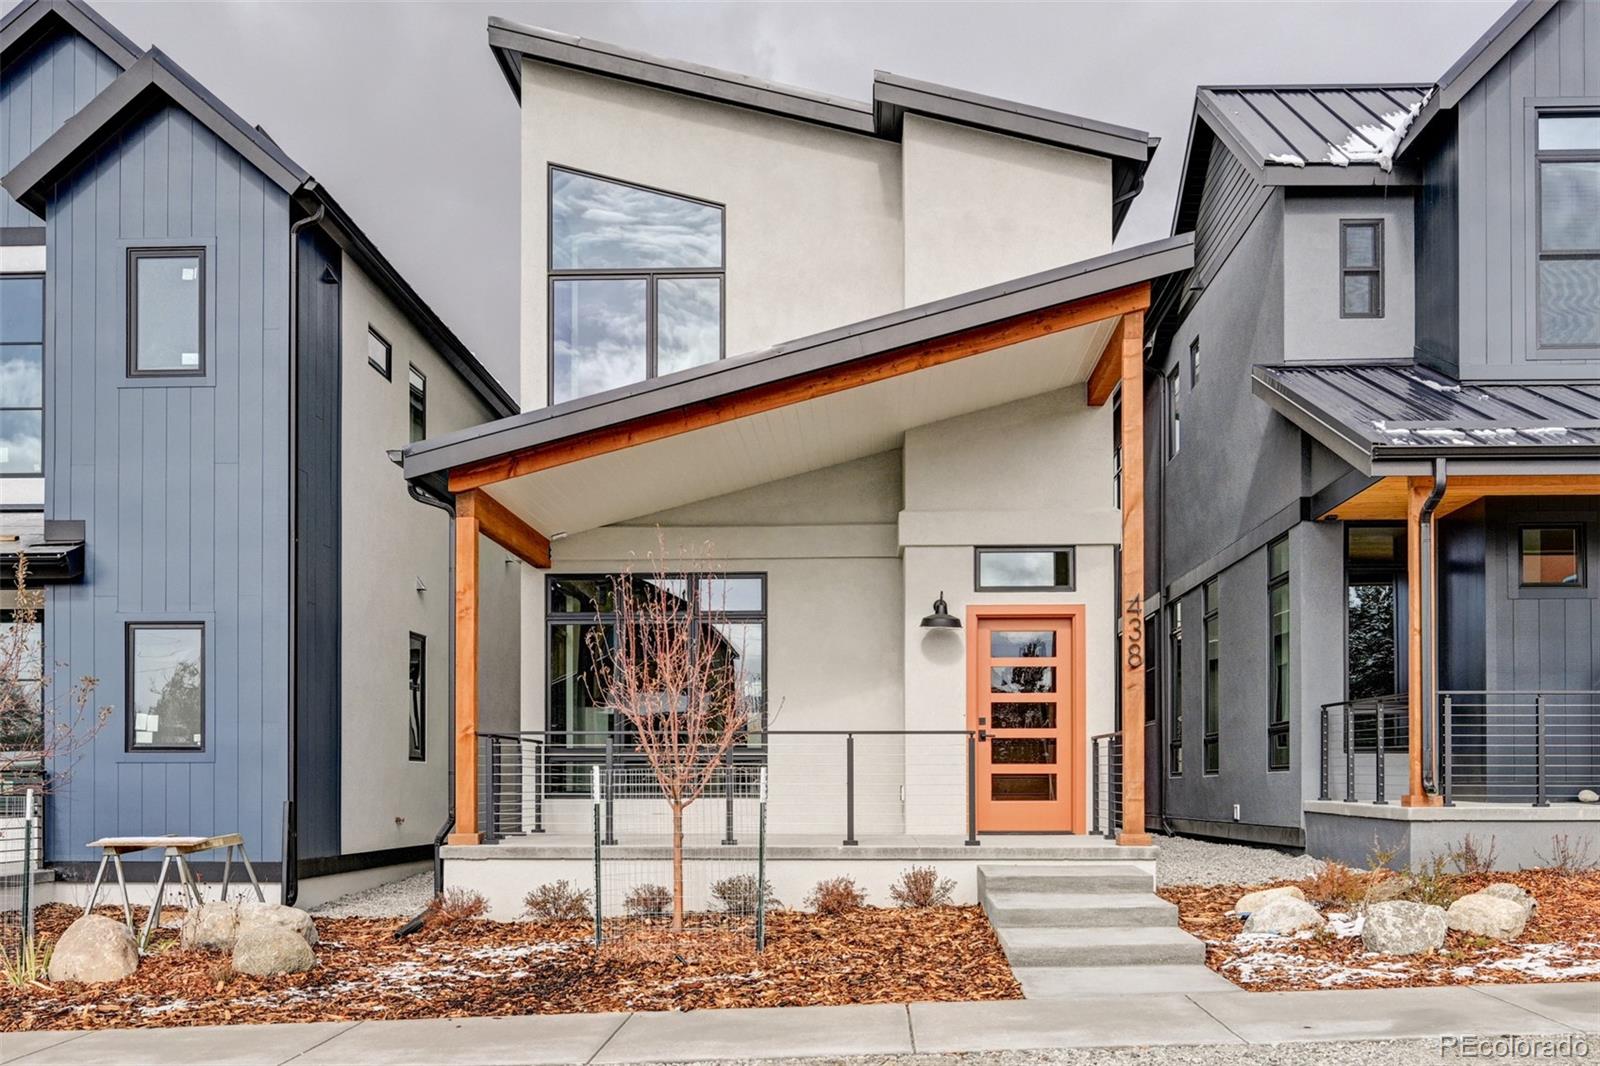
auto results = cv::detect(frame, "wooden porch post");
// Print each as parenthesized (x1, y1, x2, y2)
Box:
(1402, 477, 1442, 807)
(1117, 311, 1152, 847)
(450, 491, 482, 844)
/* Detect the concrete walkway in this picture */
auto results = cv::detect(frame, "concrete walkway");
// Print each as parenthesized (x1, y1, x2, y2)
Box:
(2, 984, 1595, 1065)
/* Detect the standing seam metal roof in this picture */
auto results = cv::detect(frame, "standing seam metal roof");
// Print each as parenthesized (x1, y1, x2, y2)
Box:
(1197, 85, 1433, 172)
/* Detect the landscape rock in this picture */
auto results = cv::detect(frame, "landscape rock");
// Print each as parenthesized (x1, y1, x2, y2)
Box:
(1447, 892, 1528, 939)
(231, 925, 315, 976)
(1363, 874, 1415, 904)
(1480, 882, 1536, 918)
(1243, 896, 1326, 935)
(180, 901, 243, 952)
(1578, 789, 1598, 804)
(1363, 900, 1447, 955)
(1234, 885, 1306, 915)
(237, 902, 318, 947)
(47, 914, 138, 984)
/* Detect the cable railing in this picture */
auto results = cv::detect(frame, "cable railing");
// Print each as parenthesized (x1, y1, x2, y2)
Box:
(1318, 694, 1409, 804)
(1090, 731, 1122, 840)
(1440, 690, 1599, 806)
(477, 729, 981, 847)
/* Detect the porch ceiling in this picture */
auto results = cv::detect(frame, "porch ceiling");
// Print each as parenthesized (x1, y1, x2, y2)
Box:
(486, 322, 1112, 536)
(1319, 474, 1600, 521)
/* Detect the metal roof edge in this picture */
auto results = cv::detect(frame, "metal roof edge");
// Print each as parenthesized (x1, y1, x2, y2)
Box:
(1250, 365, 1377, 474)
(1, 0, 140, 70)
(404, 234, 1195, 481)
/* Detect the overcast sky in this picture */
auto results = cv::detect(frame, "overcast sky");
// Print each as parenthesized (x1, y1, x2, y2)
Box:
(64, 1, 1509, 402)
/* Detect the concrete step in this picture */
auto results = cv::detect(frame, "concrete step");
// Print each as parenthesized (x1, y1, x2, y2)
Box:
(995, 925, 1206, 968)
(982, 890, 1179, 928)
(1011, 964, 1241, 998)
(978, 864, 1155, 896)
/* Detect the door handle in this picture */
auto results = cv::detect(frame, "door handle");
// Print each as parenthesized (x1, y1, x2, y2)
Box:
(978, 729, 989, 742)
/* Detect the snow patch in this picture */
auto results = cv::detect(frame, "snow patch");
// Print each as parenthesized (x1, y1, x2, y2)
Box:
(1407, 372, 1462, 393)
(1266, 152, 1306, 167)
(1329, 90, 1431, 173)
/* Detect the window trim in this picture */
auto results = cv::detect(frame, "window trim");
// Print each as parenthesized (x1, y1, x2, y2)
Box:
(367, 325, 393, 380)
(1517, 524, 1586, 589)
(1266, 536, 1291, 772)
(125, 621, 206, 753)
(1532, 104, 1600, 353)
(546, 165, 727, 406)
(126, 247, 207, 378)
(0, 271, 45, 480)
(1168, 600, 1183, 777)
(408, 632, 426, 762)
(1188, 335, 1200, 388)
(973, 547, 1077, 592)
(1338, 219, 1384, 319)
(408, 363, 427, 443)
(1166, 366, 1181, 459)
(1202, 577, 1220, 776)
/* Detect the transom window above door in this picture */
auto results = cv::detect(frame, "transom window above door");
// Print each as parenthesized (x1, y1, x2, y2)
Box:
(548, 167, 725, 404)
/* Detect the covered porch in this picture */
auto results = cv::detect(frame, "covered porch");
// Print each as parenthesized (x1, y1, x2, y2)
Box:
(402, 239, 1196, 894)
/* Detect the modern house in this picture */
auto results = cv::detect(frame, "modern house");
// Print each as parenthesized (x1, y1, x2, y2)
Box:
(0, 0, 519, 904)
(1141, 0, 1599, 866)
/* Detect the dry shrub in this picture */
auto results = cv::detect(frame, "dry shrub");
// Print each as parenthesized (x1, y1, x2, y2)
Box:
(1297, 861, 1368, 906)
(1451, 833, 1499, 874)
(426, 887, 489, 928)
(709, 874, 780, 915)
(1538, 834, 1598, 874)
(205, 957, 233, 991)
(624, 883, 672, 920)
(1408, 853, 1463, 908)
(805, 876, 867, 916)
(523, 880, 592, 922)
(889, 866, 956, 908)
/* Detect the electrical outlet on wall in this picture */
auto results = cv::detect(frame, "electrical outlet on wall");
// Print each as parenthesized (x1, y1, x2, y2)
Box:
(1232, 803, 1241, 822)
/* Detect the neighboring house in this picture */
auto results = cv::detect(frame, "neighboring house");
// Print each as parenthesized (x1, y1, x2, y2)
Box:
(1142, 0, 1599, 865)
(0, 0, 519, 904)
(405, 20, 1196, 911)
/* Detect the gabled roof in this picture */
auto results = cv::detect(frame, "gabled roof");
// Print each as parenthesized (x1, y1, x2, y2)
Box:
(1, 45, 515, 416)
(1195, 85, 1432, 183)
(485, 18, 1159, 235)
(0, 0, 139, 71)
(1253, 362, 1600, 472)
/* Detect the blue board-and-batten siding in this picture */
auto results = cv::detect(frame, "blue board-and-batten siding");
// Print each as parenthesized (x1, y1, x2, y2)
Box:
(0, 27, 123, 227)
(42, 103, 291, 865)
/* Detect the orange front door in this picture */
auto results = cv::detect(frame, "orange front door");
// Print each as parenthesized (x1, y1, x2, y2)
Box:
(969, 609, 1084, 833)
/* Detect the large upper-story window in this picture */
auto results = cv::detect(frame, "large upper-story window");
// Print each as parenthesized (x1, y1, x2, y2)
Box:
(1536, 113, 1600, 349)
(549, 167, 725, 404)
(128, 248, 205, 377)
(0, 274, 44, 477)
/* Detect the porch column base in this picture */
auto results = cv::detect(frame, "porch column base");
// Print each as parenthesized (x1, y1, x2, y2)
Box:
(1117, 831, 1154, 847)
(446, 832, 482, 845)
(1401, 793, 1444, 808)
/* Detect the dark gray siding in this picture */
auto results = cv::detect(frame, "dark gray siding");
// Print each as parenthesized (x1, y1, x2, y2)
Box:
(1483, 497, 1599, 693)
(0, 27, 122, 227)
(1414, 118, 1460, 374)
(294, 225, 342, 861)
(1191, 137, 1271, 297)
(1456, 0, 1600, 380)
(42, 104, 291, 865)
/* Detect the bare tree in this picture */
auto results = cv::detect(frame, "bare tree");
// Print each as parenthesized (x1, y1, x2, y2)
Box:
(589, 542, 755, 932)
(0, 556, 109, 788)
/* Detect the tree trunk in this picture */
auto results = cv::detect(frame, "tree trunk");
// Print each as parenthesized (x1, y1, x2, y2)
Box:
(670, 802, 685, 933)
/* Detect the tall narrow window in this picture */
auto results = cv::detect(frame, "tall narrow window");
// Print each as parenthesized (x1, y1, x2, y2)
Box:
(1339, 220, 1383, 318)
(367, 326, 392, 379)
(127, 623, 204, 750)
(1143, 612, 1158, 725)
(1168, 601, 1183, 776)
(549, 167, 725, 404)
(1267, 537, 1291, 771)
(1535, 112, 1600, 348)
(0, 608, 43, 751)
(408, 633, 426, 761)
(1203, 578, 1220, 775)
(1189, 335, 1201, 387)
(1167, 367, 1181, 458)
(0, 274, 44, 476)
(1111, 395, 1123, 508)
(408, 365, 427, 443)
(128, 248, 204, 376)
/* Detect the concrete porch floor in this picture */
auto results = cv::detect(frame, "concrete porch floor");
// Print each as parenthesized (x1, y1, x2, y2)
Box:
(445, 833, 1158, 861)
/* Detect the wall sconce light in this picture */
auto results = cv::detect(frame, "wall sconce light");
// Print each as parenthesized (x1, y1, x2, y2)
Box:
(920, 591, 961, 629)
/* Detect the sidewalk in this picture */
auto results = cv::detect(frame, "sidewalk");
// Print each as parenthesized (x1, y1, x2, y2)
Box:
(2, 984, 1595, 1065)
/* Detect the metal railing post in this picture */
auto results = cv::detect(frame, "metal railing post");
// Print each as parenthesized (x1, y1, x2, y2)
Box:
(1373, 701, 1387, 805)
(722, 757, 737, 846)
(1319, 706, 1330, 801)
(486, 736, 502, 843)
(965, 732, 979, 847)
(1344, 706, 1357, 802)
(591, 765, 602, 948)
(1091, 738, 1102, 835)
(843, 733, 857, 846)
(603, 734, 617, 845)
(1534, 694, 1549, 808)
(1440, 695, 1454, 807)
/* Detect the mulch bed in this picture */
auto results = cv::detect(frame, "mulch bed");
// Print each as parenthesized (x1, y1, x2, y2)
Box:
(1159, 869, 1600, 992)
(2, 903, 1021, 1031)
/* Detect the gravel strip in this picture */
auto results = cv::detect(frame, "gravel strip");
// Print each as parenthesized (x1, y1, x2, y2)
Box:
(1154, 832, 1326, 886)
(308, 870, 434, 917)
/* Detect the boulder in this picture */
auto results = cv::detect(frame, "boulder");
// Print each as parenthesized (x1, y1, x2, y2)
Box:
(237, 901, 318, 947)
(1243, 896, 1326, 935)
(1447, 892, 1528, 939)
(231, 925, 315, 976)
(1234, 885, 1306, 915)
(1363, 874, 1415, 905)
(1577, 789, 1597, 804)
(47, 914, 138, 984)
(180, 901, 242, 952)
(1480, 882, 1536, 919)
(1362, 900, 1447, 955)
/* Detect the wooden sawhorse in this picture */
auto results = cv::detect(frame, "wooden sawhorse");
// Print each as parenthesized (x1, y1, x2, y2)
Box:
(83, 834, 265, 949)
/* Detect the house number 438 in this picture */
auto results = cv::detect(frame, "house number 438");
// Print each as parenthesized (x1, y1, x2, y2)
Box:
(1124, 596, 1143, 670)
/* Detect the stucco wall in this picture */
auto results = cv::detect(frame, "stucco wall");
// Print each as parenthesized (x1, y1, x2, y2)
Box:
(900, 114, 1112, 306)
(1282, 193, 1417, 362)
(517, 60, 905, 409)
(339, 259, 519, 855)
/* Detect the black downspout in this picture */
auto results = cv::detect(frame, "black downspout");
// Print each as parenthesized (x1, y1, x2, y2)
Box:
(397, 476, 456, 938)
(1419, 457, 1447, 794)
(283, 202, 325, 907)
